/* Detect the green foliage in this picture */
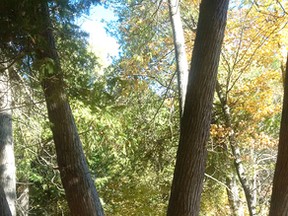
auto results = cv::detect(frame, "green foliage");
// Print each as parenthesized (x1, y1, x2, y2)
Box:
(4, 0, 287, 215)
(70, 75, 178, 214)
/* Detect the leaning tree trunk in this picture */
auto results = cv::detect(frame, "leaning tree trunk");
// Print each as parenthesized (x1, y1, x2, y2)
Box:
(216, 81, 256, 215)
(0, 66, 16, 216)
(167, 1, 229, 215)
(269, 54, 288, 215)
(168, 0, 189, 115)
(33, 2, 104, 216)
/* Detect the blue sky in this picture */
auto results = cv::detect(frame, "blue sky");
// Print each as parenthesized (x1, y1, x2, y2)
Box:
(77, 5, 119, 66)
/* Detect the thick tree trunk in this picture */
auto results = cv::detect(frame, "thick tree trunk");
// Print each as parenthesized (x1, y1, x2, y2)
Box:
(216, 81, 256, 215)
(0, 67, 16, 216)
(0, 185, 12, 216)
(34, 2, 104, 216)
(269, 55, 288, 216)
(167, 1, 229, 215)
(168, 0, 189, 115)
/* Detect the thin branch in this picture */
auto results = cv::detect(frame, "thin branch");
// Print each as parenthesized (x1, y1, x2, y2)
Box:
(149, 70, 176, 124)
(204, 173, 231, 191)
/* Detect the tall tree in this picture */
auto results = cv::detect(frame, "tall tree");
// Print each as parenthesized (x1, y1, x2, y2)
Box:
(32, 1, 104, 215)
(0, 65, 16, 216)
(269, 54, 288, 216)
(168, 0, 189, 115)
(168, 1, 247, 214)
(167, 0, 229, 215)
(0, 0, 105, 214)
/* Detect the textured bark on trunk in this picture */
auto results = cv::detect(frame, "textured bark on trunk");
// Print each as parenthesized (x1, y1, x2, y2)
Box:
(34, 2, 104, 216)
(269, 55, 288, 216)
(0, 67, 16, 216)
(216, 81, 256, 215)
(168, 0, 189, 115)
(167, 1, 229, 215)
(0, 185, 12, 216)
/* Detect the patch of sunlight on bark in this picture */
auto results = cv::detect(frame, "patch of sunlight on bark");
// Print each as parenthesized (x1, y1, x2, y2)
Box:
(69, 177, 80, 186)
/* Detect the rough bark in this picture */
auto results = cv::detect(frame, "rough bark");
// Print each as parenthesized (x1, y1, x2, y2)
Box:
(168, 0, 189, 115)
(269, 54, 288, 216)
(168, 5, 244, 215)
(216, 81, 256, 215)
(167, 1, 229, 215)
(0, 184, 12, 216)
(34, 2, 104, 216)
(0, 67, 16, 216)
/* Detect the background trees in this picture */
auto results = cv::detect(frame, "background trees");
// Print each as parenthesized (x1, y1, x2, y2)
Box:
(0, 0, 287, 215)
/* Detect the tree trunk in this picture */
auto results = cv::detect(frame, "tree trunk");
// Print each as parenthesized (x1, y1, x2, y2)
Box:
(0, 66, 16, 216)
(269, 54, 288, 216)
(226, 173, 244, 216)
(167, 1, 229, 215)
(216, 81, 256, 215)
(0, 185, 12, 216)
(34, 2, 104, 216)
(17, 184, 29, 216)
(168, 0, 189, 115)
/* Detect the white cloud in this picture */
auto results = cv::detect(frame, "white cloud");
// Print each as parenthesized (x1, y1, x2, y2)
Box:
(78, 6, 119, 67)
